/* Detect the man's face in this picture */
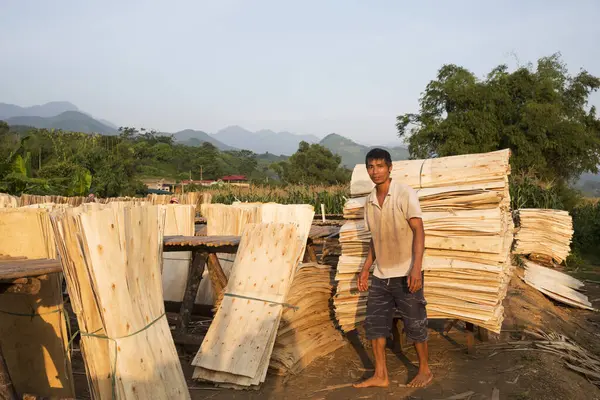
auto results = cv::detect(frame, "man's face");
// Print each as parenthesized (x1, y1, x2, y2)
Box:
(366, 158, 392, 185)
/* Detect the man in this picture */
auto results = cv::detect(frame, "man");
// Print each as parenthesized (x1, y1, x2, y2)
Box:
(353, 148, 433, 389)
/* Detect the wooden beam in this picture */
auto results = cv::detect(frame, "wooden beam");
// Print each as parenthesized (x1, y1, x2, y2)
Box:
(0, 344, 17, 400)
(177, 251, 207, 335)
(0, 259, 61, 280)
(163, 235, 240, 254)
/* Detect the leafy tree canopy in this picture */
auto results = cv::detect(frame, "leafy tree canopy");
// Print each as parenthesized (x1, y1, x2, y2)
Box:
(273, 141, 351, 185)
(397, 53, 600, 183)
(0, 125, 273, 197)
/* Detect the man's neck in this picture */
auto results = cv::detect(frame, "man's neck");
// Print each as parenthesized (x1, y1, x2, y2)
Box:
(376, 178, 392, 196)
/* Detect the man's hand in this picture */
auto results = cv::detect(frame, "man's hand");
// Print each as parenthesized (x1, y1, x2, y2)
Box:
(357, 268, 370, 292)
(407, 268, 422, 293)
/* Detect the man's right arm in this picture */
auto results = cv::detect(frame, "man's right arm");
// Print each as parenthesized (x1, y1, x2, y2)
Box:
(358, 239, 375, 291)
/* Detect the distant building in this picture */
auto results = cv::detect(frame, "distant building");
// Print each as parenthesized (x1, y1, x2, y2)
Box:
(142, 179, 176, 193)
(221, 175, 247, 183)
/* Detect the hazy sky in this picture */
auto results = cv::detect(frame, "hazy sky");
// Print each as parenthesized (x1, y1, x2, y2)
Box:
(1, 0, 599, 145)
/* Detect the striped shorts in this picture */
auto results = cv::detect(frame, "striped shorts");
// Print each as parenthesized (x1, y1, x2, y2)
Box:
(364, 274, 428, 342)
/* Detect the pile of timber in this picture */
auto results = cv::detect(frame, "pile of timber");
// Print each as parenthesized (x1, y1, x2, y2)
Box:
(148, 192, 211, 211)
(0, 193, 19, 208)
(270, 262, 345, 376)
(522, 260, 594, 310)
(20, 194, 85, 206)
(50, 204, 190, 399)
(0, 208, 75, 398)
(514, 209, 573, 265)
(334, 149, 515, 333)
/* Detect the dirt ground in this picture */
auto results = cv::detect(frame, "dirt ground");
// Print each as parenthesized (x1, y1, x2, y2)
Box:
(71, 271, 600, 400)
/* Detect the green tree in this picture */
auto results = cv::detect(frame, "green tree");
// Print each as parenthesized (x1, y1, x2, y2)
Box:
(277, 141, 351, 185)
(397, 54, 600, 183)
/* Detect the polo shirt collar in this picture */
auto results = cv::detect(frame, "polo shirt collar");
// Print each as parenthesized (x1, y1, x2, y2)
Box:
(369, 179, 395, 205)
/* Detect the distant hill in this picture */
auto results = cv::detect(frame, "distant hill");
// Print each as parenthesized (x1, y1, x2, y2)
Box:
(320, 133, 410, 168)
(173, 129, 236, 151)
(212, 125, 320, 156)
(5, 111, 117, 134)
(0, 101, 79, 119)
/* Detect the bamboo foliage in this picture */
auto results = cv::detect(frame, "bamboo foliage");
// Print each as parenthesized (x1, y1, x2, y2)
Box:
(51, 204, 190, 399)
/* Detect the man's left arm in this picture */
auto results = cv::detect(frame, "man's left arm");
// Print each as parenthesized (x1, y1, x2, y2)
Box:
(408, 217, 425, 293)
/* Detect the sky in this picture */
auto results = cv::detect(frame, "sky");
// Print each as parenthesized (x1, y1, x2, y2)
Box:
(1, 0, 599, 146)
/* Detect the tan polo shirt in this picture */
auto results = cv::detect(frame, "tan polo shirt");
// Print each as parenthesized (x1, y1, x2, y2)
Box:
(364, 179, 423, 279)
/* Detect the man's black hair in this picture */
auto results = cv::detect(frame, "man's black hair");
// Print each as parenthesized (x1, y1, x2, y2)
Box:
(365, 148, 392, 167)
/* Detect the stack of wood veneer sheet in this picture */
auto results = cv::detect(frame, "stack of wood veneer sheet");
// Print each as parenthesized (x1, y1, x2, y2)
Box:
(160, 205, 197, 302)
(269, 262, 345, 376)
(0, 208, 75, 398)
(50, 203, 190, 399)
(334, 149, 515, 333)
(514, 208, 573, 265)
(522, 260, 594, 310)
(0, 192, 19, 208)
(192, 203, 346, 387)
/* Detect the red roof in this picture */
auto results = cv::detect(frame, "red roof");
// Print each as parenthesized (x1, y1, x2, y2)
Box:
(221, 175, 247, 181)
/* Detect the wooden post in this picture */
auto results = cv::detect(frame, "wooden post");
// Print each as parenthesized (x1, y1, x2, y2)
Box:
(478, 327, 490, 342)
(465, 322, 475, 354)
(0, 344, 17, 400)
(305, 243, 318, 263)
(177, 251, 207, 335)
(206, 254, 228, 301)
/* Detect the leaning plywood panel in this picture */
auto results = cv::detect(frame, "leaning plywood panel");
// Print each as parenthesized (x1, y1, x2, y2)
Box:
(192, 222, 307, 387)
(0, 208, 74, 398)
(51, 205, 190, 400)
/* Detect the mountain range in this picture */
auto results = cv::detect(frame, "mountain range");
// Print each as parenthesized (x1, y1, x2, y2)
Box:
(1, 101, 409, 167)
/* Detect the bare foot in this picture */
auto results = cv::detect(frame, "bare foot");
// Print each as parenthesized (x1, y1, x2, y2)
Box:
(353, 375, 390, 388)
(407, 368, 433, 388)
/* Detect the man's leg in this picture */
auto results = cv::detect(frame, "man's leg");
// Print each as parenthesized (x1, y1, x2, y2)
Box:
(392, 275, 433, 387)
(410, 338, 432, 387)
(354, 277, 393, 388)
